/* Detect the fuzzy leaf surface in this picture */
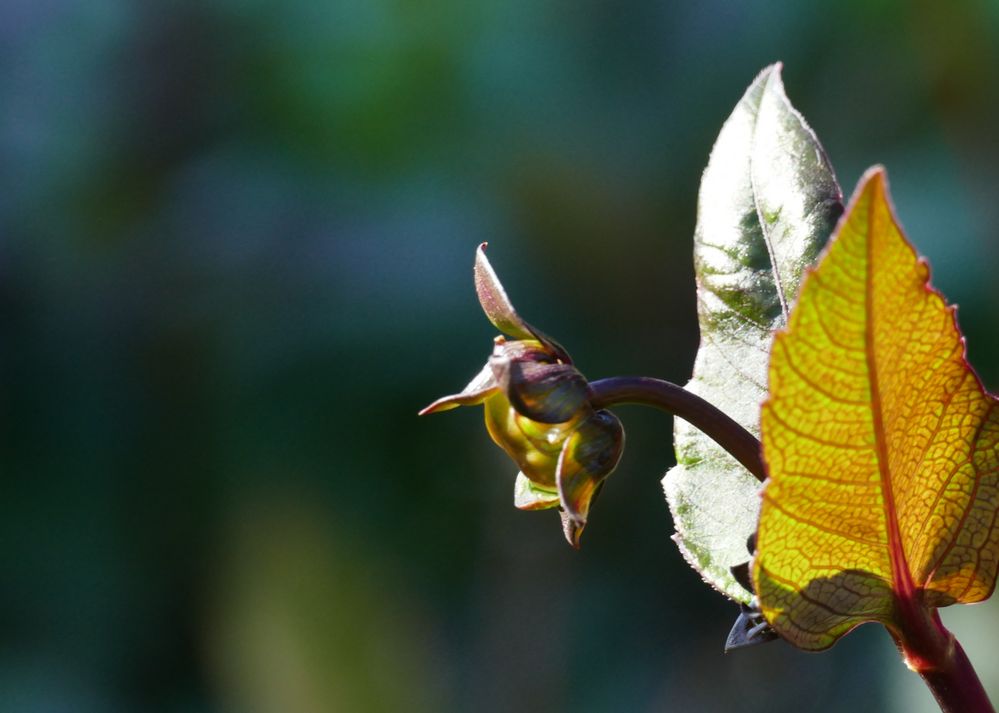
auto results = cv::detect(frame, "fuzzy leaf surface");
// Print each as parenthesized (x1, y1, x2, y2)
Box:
(665, 63, 843, 602)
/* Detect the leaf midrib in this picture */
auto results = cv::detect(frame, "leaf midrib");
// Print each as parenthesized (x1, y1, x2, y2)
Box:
(863, 183, 917, 603)
(749, 68, 790, 323)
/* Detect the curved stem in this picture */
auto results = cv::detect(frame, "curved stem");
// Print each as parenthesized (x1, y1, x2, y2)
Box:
(588, 376, 766, 483)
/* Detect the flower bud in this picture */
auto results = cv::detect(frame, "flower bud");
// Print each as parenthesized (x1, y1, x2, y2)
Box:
(483, 391, 581, 488)
(420, 243, 627, 548)
(489, 338, 590, 424)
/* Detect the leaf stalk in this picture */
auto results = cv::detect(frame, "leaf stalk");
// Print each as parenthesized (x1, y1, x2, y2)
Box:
(588, 376, 767, 483)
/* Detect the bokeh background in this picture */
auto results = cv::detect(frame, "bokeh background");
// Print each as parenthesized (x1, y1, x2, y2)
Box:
(4, 1, 999, 711)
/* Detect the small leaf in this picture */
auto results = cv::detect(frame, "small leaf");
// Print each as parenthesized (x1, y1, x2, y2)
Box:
(514, 472, 561, 510)
(754, 167, 999, 651)
(474, 244, 571, 362)
(419, 363, 500, 415)
(475, 243, 536, 341)
(725, 604, 779, 652)
(557, 409, 625, 525)
(664, 63, 843, 603)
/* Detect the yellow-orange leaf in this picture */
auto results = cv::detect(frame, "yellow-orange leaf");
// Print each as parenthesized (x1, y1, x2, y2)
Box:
(754, 167, 999, 651)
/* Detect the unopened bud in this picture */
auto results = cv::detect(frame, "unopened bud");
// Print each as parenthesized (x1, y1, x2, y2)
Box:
(483, 392, 581, 488)
(489, 339, 590, 424)
(421, 244, 628, 549)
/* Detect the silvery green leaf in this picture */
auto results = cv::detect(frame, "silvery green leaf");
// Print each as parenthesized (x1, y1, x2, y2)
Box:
(664, 63, 843, 603)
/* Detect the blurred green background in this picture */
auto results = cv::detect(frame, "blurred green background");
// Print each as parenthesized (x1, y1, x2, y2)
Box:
(4, 1, 999, 711)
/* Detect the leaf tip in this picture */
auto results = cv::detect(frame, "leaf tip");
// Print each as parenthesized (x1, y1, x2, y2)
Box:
(418, 397, 458, 416)
(473, 243, 535, 341)
(760, 60, 783, 77)
(751, 62, 784, 92)
(560, 509, 584, 549)
(724, 604, 780, 652)
(859, 164, 888, 194)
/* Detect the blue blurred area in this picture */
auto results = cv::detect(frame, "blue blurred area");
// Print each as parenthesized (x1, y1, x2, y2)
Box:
(2, 1, 998, 711)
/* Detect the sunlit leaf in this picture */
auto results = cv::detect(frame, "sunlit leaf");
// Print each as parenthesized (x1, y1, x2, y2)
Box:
(664, 63, 843, 603)
(754, 167, 999, 651)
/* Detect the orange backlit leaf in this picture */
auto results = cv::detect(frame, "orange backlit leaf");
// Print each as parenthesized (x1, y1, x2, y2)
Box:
(753, 167, 999, 651)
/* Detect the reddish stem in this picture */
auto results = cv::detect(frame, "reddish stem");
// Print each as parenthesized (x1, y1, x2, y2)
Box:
(893, 601, 995, 713)
(588, 376, 767, 483)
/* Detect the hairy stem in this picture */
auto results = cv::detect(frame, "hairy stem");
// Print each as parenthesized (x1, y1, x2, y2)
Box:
(588, 376, 766, 483)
